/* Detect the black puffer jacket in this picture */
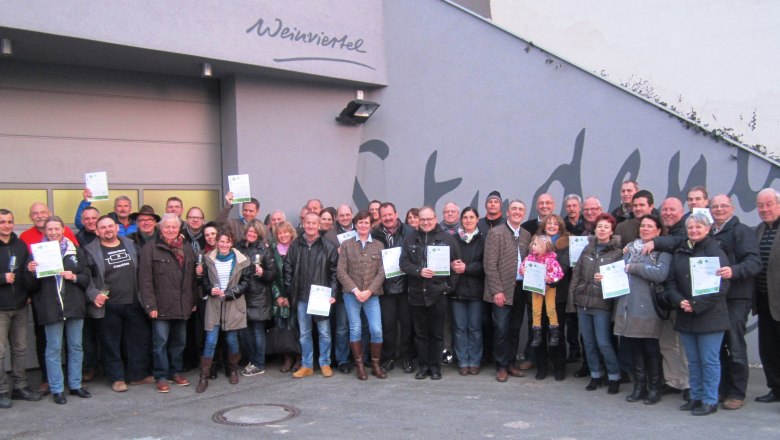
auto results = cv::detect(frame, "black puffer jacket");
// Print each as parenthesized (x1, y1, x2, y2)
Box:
(666, 236, 731, 334)
(237, 239, 278, 322)
(0, 233, 29, 311)
(25, 241, 91, 325)
(570, 236, 623, 311)
(451, 230, 485, 301)
(283, 235, 339, 307)
(400, 224, 461, 307)
(710, 216, 761, 302)
(372, 221, 414, 294)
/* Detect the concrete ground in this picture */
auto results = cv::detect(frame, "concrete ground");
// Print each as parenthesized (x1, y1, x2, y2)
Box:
(2, 361, 779, 440)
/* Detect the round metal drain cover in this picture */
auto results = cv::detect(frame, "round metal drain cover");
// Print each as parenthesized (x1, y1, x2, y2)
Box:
(213, 403, 300, 426)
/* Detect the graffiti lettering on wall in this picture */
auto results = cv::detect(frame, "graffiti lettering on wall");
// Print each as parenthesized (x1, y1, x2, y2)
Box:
(353, 128, 779, 219)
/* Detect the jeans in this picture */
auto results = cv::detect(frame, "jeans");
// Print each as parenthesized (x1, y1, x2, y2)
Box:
(680, 331, 725, 405)
(98, 302, 151, 383)
(333, 301, 350, 365)
(578, 307, 620, 380)
(247, 320, 267, 369)
(343, 293, 382, 343)
(151, 319, 187, 380)
(492, 285, 526, 370)
(297, 301, 331, 368)
(451, 299, 482, 368)
(44, 319, 84, 393)
(0, 308, 29, 392)
(411, 295, 446, 373)
(719, 300, 751, 399)
(203, 324, 239, 358)
(379, 291, 416, 362)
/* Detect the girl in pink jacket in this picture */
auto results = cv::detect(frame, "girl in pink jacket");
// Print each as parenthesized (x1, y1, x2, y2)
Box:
(520, 234, 564, 347)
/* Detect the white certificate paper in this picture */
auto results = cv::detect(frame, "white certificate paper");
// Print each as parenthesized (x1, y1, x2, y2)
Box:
(522, 261, 547, 294)
(692, 207, 714, 224)
(85, 171, 109, 201)
(569, 236, 589, 267)
(337, 230, 357, 245)
(690, 257, 721, 296)
(427, 245, 450, 276)
(31, 241, 64, 278)
(600, 260, 630, 299)
(382, 247, 403, 278)
(306, 285, 332, 317)
(228, 174, 252, 203)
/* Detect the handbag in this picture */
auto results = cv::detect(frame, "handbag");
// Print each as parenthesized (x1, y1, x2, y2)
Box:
(266, 319, 301, 355)
(650, 281, 673, 320)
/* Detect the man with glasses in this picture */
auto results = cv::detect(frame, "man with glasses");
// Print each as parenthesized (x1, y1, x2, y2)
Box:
(440, 202, 460, 236)
(581, 197, 603, 236)
(522, 194, 555, 234)
(127, 205, 161, 248)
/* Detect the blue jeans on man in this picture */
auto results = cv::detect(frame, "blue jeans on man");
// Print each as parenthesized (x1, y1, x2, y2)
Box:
(151, 319, 187, 380)
(297, 301, 332, 368)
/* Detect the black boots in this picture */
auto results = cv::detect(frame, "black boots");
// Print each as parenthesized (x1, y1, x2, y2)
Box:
(644, 357, 662, 405)
(531, 327, 543, 347)
(626, 364, 647, 402)
(548, 326, 560, 347)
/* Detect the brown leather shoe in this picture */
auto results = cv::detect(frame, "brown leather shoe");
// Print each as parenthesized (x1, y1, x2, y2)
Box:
(469, 366, 480, 375)
(171, 375, 190, 386)
(496, 368, 508, 382)
(722, 398, 745, 410)
(459, 367, 469, 376)
(82, 369, 96, 383)
(129, 376, 155, 386)
(38, 382, 51, 396)
(321, 365, 333, 378)
(292, 367, 313, 378)
(111, 381, 128, 392)
(508, 366, 526, 377)
(518, 361, 534, 370)
(156, 380, 170, 393)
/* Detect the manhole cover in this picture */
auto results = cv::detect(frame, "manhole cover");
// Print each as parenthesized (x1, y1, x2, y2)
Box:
(213, 403, 300, 426)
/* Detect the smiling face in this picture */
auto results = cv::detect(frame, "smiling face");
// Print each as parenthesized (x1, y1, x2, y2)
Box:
(204, 226, 218, 247)
(536, 194, 554, 217)
(44, 219, 64, 242)
(621, 182, 637, 204)
(686, 189, 709, 209)
(319, 211, 334, 231)
(461, 210, 478, 233)
(686, 219, 710, 243)
(81, 208, 99, 233)
(160, 218, 180, 241)
(337, 205, 353, 228)
(709, 195, 733, 225)
(96, 217, 118, 243)
(660, 198, 684, 228)
(631, 197, 653, 219)
(29, 203, 50, 230)
(166, 200, 183, 217)
(565, 198, 580, 221)
(639, 217, 661, 242)
(582, 198, 602, 223)
(595, 219, 613, 243)
(245, 226, 259, 244)
(242, 203, 258, 223)
(303, 213, 320, 240)
(355, 217, 372, 236)
(544, 216, 560, 236)
(380, 205, 398, 229)
(186, 208, 204, 231)
(418, 207, 437, 233)
(406, 211, 419, 228)
(276, 227, 292, 246)
(217, 234, 233, 255)
(757, 190, 780, 224)
(136, 214, 157, 235)
(506, 201, 526, 228)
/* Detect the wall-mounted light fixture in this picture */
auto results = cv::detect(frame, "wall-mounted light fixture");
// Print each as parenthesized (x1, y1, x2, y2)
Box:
(201, 62, 213, 77)
(1, 39, 12, 56)
(336, 90, 380, 125)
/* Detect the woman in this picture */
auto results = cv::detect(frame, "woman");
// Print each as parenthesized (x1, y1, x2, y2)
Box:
(614, 215, 671, 404)
(319, 207, 337, 233)
(196, 229, 252, 393)
(336, 210, 387, 380)
(666, 213, 730, 416)
(405, 208, 420, 229)
(237, 219, 277, 377)
(25, 216, 91, 404)
(271, 221, 299, 373)
(202, 222, 219, 254)
(535, 214, 571, 381)
(570, 213, 623, 394)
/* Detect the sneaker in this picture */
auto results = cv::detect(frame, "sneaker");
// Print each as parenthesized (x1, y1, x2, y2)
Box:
(241, 364, 266, 377)
(156, 380, 170, 393)
(111, 381, 128, 392)
(321, 365, 333, 378)
(171, 375, 189, 386)
(292, 367, 313, 378)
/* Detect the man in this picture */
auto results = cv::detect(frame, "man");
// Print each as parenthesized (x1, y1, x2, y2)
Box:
(216, 192, 263, 242)
(753, 188, 780, 404)
(521, 194, 554, 234)
(306, 199, 324, 215)
(400, 206, 460, 380)
(477, 190, 504, 232)
(373, 202, 416, 373)
(76, 206, 100, 246)
(85, 215, 153, 392)
(483, 200, 531, 382)
(686, 186, 710, 211)
(368, 200, 381, 228)
(563, 194, 585, 236)
(268, 210, 286, 230)
(127, 205, 161, 248)
(440, 202, 460, 235)
(581, 196, 604, 236)
(707, 194, 761, 410)
(645, 197, 687, 254)
(283, 212, 338, 378)
(611, 180, 639, 224)
(20, 202, 79, 249)
(139, 214, 198, 393)
(0, 209, 41, 408)
(614, 189, 655, 247)
(75, 192, 137, 236)
(182, 207, 206, 254)
(165, 197, 184, 219)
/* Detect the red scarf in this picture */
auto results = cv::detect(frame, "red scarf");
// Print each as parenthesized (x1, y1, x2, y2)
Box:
(165, 235, 185, 268)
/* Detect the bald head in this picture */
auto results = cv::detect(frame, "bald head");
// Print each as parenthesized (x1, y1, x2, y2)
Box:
(660, 197, 684, 227)
(29, 202, 50, 230)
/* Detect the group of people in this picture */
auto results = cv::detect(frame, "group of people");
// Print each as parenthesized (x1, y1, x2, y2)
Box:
(0, 183, 779, 418)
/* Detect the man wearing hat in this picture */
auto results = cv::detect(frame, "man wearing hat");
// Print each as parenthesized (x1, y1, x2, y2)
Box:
(478, 191, 504, 232)
(74, 191, 137, 237)
(127, 205, 161, 248)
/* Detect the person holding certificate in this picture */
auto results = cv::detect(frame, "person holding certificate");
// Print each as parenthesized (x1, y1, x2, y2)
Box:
(570, 213, 624, 394)
(614, 215, 672, 405)
(400, 206, 461, 380)
(665, 213, 730, 416)
(337, 210, 387, 380)
(25, 216, 92, 404)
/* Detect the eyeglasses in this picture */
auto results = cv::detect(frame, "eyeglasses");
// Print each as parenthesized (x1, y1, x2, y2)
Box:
(583, 208, 600, 212)
(710, 204, 732, 210)
(419, 218, 435, 223)
(187, 216, 204, 220)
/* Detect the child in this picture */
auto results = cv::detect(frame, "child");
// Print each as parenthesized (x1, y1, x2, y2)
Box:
(520, 234, 564, 347)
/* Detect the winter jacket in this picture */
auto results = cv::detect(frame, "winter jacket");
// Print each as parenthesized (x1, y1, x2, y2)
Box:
(710, 216, 761, 302)
(25, 239, 90, 325)
(521, 251, 564, 284)
(400, 224, 461, 307)
(552, 236, 572, 306)
(483, 222, 531, 305)
(283, 234, 339, 307)
(201, 248, 252, 331)
(337, 236, 385, 296)
(0, 233, 30, 311)
(237, 239, 278, 322)
(613, 240, 672, 339)
(570, 236, 623, 311)
(372, 221, 414, 294)
(451, 230, 485, 301)
(138, 238, 198, 320)
(666, 237, 731, 334)
(755, 219, 780, 320)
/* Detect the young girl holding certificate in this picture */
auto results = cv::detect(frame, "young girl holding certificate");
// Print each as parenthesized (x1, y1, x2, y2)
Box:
(520, 235, 564, 348)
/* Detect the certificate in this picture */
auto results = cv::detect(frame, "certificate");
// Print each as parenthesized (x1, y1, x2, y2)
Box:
(228, 174, 252, 203)
(382, 247, 403, 278)
(569, 236, 589, 267)
(427, 245, 450, 276)
(690, 257, 721, 296)
(692, 208, 714, 224)
(84, 171, 109, 201)
(306, 285, 332, 317)
(600, 260, 630, 299)
(522, 261, 547, 294)
(337, 230, 357, 245)
(31, 241, 64, 278)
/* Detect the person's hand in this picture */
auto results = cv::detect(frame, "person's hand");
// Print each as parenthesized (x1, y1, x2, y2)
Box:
(149, 310, 158, 319)
(622, 245, 628, 255)
(195, 265, 203, 276)
(255, 265, 264, 276)
(716, 266, 732, 279)
(641, 241, 655, 255)
(518, 266, 525, 276)
(60, 271, 75, 281)
(452, 260, 466, 274)
(82, 188, 93, 201)
(545, 275, 555, 283)
(594, 273, 603, 282)
(4, 273, 15, 283)
(494, 292, 506, 307)
(624, 263, 632, 273)
(192, 305, 197, 312)
(224, 191, 235, 206)
(211, 287, 224, 297)
(420, 268, 435, 278)
(328, 297, 336, 304)
(276, 297, 288, 307)
(94, 293, 107, 308)
(680, 299, 693, 313)
(27, 261, 38, 272)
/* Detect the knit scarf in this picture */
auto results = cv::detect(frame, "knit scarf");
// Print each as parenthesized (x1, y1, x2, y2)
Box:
(457, 226, 479, 244)
(165, 235, 185, 268)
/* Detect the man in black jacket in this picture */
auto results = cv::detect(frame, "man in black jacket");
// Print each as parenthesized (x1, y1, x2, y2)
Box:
(373, 202, 416, 373)
(284, 212, 338, 379)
